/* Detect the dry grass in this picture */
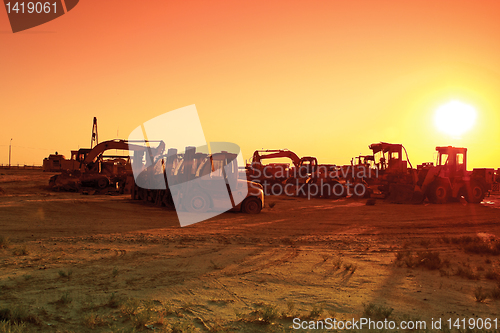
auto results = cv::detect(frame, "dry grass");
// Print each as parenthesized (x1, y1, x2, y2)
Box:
(12, 246, 29, 256)
(490, 286, 500, 300)
(237, 302, 280, 324)
(54, 292, 73, 306)
(362, 303, 393, 320)
(395, 251, 442, 270)
(474, 286, 488, 302)
(449, 236, 500, 255)
(0, 236, 9, 249)
(455, 264, 480, 280)
(0, 305, 42, 326)
(57, 269, 73, 281)
(82, 312, 108, 329)
(484, 269, 500, 281)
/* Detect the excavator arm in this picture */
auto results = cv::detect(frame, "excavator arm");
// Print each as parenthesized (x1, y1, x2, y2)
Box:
(251, 149, 301, 167)
(83, 140, 165, 165)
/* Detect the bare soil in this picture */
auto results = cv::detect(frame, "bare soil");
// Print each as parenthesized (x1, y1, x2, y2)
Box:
(1, 169, 500, 332)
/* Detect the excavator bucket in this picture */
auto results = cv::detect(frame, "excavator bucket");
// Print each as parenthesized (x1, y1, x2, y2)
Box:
(387, 184, 424, 204)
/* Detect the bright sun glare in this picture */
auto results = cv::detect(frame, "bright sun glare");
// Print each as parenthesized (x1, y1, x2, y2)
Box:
(434, 100, 477, 137)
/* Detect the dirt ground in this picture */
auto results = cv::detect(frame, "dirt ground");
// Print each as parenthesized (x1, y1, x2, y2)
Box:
(1, 169, 500, 332)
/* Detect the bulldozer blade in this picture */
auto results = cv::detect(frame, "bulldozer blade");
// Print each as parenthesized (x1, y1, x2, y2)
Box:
(387, 184, 423, 204)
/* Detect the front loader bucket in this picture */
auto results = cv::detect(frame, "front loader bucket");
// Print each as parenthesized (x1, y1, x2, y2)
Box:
(387, 184, 423, 204)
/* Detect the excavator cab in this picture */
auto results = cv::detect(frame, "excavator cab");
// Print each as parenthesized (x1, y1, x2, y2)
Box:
(297, 156, 318, 174)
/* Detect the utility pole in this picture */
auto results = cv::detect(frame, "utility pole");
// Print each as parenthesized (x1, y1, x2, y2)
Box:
(8, 138, 12, 168)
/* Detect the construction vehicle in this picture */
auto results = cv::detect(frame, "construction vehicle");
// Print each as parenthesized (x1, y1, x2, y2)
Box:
(413, 146, 495, 204)
(246, 149, 371, 199)
(246, 149, 317, 185)
(132, 146, 264, 214)
(493, 169, 500, 192)
(44, 117, 100, 172)
(362, 142, 417, 200)
(49, 140, 165, 192)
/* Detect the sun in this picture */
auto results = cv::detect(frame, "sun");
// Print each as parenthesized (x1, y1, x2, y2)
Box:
(434, 100, 477, 137)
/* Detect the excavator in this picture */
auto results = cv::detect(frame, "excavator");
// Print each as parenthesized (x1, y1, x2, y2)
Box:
(246, 149, 318, 189)
(49, 140, 165, 192)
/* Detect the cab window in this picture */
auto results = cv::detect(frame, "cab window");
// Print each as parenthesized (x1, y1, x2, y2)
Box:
(211, 159, 224, 178)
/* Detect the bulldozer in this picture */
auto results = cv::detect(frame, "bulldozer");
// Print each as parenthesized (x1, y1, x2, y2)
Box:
(132, 145, 264, 214)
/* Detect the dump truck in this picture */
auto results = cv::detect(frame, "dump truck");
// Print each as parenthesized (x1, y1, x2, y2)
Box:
(132, 146, 264, 214)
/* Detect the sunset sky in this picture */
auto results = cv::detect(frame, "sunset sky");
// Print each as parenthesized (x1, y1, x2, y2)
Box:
(1, 0, 499, 168)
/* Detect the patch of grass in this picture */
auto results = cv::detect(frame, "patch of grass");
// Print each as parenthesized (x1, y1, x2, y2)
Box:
(281, 301, 298, 319)
(490, 286, 500, 300)
(474, 286, 488, 302)
(52, 292, 72, 306)
(0, 305, 42, 326)
(112, 267, 119, 278)
(83, 312, 108, 329)
(0, 236, 10, 249)
(57, 269, 73, 281)
(22, 274, 32, 281)
(305, 304, 323, 320)
(451, 236, 482, 244)
(120, 298, 141, 317)
(332, 257, 343, 270)
(395, 251, 442, 270)
(455, 264, 480, 280)
(464, 242, 500, 256)
(107, 292, 123, 309)
(362, 303, 393, 321)
(0, 321, 30, 333)
(209, 298, 235, 305)
(171, 320, 197, 333)
(12, 246, 28, 256)
(120, 299, 169, 329)
(130, 306, 155, 329)
(417, 251, 442, 270)
(237, 303, 280, 324)
(210, 260, 222, 270)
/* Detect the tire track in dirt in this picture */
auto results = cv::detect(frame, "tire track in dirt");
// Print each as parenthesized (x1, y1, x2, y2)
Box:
(218, 246, 299, 277)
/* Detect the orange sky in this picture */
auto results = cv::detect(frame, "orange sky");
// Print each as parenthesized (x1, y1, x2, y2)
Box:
(1, 0, 499, 168)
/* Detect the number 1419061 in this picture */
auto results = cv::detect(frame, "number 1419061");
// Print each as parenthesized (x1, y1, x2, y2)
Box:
(6, 2, 57, 14)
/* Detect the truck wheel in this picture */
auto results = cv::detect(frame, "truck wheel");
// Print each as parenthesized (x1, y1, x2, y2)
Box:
(428, 180, 450, 204)
(465, 181, 485, 204)
(184, 191, 210, 213)
(242, 197, 262, 214)
(97, 177, 108, 189)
